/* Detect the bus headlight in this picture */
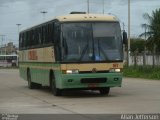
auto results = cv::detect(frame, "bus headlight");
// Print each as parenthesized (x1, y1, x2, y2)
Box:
(66, 69, 79, 74)
(109, 68, 121, 73)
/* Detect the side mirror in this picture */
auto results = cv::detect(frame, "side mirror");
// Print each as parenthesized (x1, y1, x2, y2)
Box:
(123, 31, 128, 45)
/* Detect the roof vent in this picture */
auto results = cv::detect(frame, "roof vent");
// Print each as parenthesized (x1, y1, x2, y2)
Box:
(70, 11, 86, 14)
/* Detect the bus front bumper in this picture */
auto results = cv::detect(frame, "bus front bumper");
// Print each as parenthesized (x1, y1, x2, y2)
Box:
(58, 73, 122, 89)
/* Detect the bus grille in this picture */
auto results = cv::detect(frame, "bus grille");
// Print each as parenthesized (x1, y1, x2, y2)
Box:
(81, 78, 107, 83)
(79, 70, 109, 74)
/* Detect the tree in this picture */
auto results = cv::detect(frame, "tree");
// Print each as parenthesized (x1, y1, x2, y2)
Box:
(130, 38, 145, 53)
(139, 8, 160, 52)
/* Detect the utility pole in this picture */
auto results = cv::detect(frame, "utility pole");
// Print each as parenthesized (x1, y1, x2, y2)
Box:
(16, 24, 21, 51)
(16, 24, 21, 33)
(102, 0, 105, 14)
(0, 35, 5, 55)
(3, 36, 6, 56)
(127, 0, 131, 66)
(87, 0, 90, 14)
(41, 11, 47, 21)
(122, 22, 125, 31)
(143, 24, 147, 66)
(5, 43, 7, 56)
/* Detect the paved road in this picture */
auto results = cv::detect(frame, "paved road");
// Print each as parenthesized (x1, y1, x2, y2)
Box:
(0, 69, 160, 114)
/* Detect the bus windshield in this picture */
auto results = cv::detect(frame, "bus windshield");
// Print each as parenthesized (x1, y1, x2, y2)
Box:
(61, 22, 123, 63)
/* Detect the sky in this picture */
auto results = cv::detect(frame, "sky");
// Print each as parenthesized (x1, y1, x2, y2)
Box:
(0, 0, 160, 46)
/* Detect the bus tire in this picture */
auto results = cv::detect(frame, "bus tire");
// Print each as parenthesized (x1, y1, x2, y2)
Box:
(50, 72, 62, 96)
(27, 70, 37, 89)
(99, 87, 110, 95)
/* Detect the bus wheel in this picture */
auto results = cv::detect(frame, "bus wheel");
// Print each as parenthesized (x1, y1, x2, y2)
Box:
(27, 70, 37, 89)
(99, 87, 110, 95)
(50, 74, 62, 96)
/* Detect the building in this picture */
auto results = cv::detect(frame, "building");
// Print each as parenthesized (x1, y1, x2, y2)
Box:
(0, 42, 18, 55)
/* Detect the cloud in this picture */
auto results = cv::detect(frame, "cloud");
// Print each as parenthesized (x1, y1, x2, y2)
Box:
(0, 0, 160, 45)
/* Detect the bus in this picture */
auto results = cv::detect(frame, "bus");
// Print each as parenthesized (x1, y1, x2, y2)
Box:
(19, 13, 127, 96)
(0, 55, 18, 67)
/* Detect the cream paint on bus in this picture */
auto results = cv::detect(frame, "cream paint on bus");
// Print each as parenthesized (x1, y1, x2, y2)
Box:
(19, 46, 55, 62)
(60, 63, 123, 71)
(19, 46, 123, 71)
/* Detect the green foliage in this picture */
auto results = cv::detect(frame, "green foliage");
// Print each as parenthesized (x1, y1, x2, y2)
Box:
(124, 66, 160, 80)
(140, 8, 160, 51)
(130, 38, 145, 53)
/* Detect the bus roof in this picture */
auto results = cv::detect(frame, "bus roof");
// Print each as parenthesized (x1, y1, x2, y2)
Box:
(20, 14, 119, 33)
(56, 14, 118, 22)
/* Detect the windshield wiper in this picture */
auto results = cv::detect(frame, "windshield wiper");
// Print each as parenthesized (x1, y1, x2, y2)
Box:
(78, 42, 89, 61)
(97, 39, 108, 60)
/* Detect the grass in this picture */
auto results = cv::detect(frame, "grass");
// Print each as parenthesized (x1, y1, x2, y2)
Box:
(123, 66, 160, 80)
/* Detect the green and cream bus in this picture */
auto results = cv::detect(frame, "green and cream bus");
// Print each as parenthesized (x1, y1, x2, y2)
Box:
(19, 13, 127, 96)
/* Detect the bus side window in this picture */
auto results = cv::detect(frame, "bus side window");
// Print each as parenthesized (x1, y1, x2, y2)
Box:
(38, 27, 42, 45)
(42, 26, 45, 44)
(45, 24, 50, 44)
(47, 22, 54, 44)
(32, 29, 37, 46)
(44, 25, 47, 44)
(46, 24, 50, 44)
(22, 33, 25, 48)
(7, 56, 11, 62)
(54, 22, 61, 61)
(19, 34, 22, 49)
(41, 27, 43, 44)
(54, 22, 60, 44)
(35, 28, 38, 46)
(33, 29, 35, 46)
(51, 22, 54, 43)
(0, 56, 4, 60)
(31, 30, 34, 46)
(28, 30, 32, 48)
(31, 30, 35, 46)
(24, 33, 26, 49)
(28, 31, 31, 47)
(27, 31, 30, 48)
(26, 31, 29, 48)
(26, 31, 30, 47)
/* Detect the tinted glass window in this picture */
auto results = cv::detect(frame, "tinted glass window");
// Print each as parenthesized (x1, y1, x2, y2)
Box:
(61, 22, 123, 62)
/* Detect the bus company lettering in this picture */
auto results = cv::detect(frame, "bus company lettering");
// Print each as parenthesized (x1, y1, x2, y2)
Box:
(113, 63, 118, 68)
(28, 50, 38, 60)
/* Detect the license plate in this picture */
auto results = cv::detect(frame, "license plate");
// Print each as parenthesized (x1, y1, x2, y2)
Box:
(88, 83, 98, 88)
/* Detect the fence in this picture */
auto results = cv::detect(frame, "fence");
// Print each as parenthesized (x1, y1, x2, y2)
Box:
(129, 53, 160, 66)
